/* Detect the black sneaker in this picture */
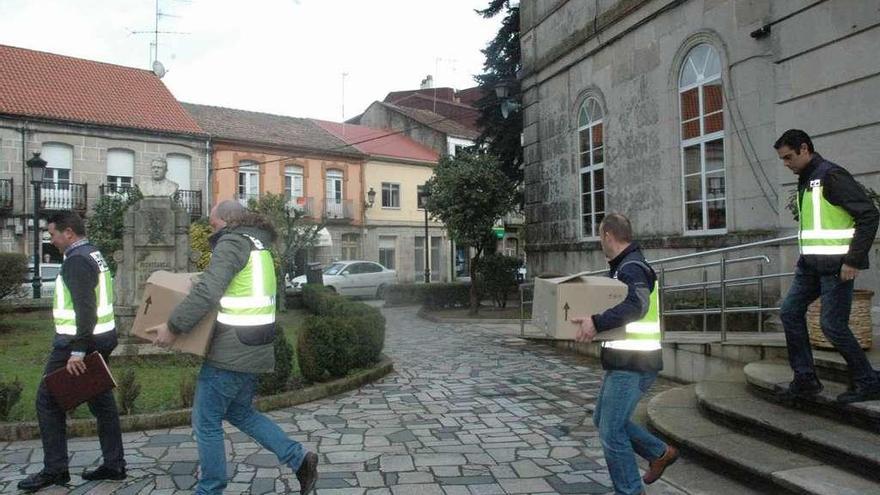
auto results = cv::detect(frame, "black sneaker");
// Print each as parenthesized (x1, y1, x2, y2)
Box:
(17, 470, 70, 493)
(837, 382, 880, 404)
(296, 452, 319, 494)
(82, 465, 127, 481)
(778, 374, 823, 400)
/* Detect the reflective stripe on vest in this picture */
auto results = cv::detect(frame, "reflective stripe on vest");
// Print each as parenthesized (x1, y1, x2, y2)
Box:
(603, 285, 661, 351)
(216, 234, 276, 327)
(798, 182, 854, 256)
(53, 257, 115, 336)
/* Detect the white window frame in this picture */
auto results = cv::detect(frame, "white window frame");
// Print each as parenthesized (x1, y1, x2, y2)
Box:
(106, 148, 134, 194)
(679, 43, 727, 235)
(285, 165, 304, 206)
(166, 153, 192, 190)
(381, 182, 401, 209)
(378, 236, 396, 270)
(238, 161, 260, 206)
(577, 98, 605, 239)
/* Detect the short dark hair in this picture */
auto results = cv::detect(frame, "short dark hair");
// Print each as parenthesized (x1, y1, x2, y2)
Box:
(774, 129, 814, 154)
(47, 211, 86, 236)
(599, 213, 633, 243)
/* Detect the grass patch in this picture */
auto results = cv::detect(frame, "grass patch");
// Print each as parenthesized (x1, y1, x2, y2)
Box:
(0, 308, 307, 422)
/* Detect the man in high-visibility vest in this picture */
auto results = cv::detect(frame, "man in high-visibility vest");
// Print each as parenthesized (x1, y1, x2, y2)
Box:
(775, 129, 880, 403)
(571, 213, 677, 495)
(18, 212, 125, 493)
(152, 200, 318, 495)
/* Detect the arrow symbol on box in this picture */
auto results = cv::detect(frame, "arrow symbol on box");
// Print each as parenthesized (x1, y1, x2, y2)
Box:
(143, 296, 152, 315)
(563, 302, 570, 320)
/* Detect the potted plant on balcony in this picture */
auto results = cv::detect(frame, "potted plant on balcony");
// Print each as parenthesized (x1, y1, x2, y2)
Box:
(786, 185, 879, 350)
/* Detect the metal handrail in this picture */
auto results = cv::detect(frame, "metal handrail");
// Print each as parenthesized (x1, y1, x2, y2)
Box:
(519, 234, 800, 340)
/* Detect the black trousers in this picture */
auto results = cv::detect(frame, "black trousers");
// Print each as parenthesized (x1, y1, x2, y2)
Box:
(36, 337, 125, 474)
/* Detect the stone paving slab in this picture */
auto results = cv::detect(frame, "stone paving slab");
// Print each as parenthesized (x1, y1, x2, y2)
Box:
(0, 307, 688, 494)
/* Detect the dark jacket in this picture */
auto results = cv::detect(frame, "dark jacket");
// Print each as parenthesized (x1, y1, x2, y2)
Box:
(168, 223, 275, 373)
(797, 154, 879, 271)
(593, 243, 663, 372)
(55, 241, 117, 353)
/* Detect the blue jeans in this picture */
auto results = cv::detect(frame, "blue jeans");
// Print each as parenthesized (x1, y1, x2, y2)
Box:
(594, 370, 667, 495)
(780, 263, 879, 387)
(193, 364, 306, 495)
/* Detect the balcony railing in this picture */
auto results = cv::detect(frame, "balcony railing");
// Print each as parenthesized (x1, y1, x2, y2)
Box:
(323, 198, 353, 220)
(39, 181, 87, 212)
(287, 196, 315, 216)
(175, 189, 202, 219)
(0, 178, 12, 211)
(99, 183, 136, 200)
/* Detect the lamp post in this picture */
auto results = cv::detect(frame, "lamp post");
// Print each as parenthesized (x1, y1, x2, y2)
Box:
(27, 152, 47, 299)
(365, 187, 376, 208)
(418, 186, 431, 283)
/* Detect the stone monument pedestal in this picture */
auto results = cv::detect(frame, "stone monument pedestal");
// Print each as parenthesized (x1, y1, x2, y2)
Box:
(114, 196, 192, 352)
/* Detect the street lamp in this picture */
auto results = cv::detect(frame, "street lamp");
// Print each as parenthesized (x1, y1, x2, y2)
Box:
(27, 152, 47, 299)
(365, 187, 376, 208)
(494, 80, 522, 119)
(418, 186, 431, 283)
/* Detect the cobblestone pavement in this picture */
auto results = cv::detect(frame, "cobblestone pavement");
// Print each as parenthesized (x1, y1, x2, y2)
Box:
(0, 307, 687, 494)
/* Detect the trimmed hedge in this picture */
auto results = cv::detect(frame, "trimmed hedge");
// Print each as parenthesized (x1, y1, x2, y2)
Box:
(384, 282, 475, 310)
(298, 285, 385, 382)
(0, 253, 28, 300)
(258, 325, 295, 395)
(475, 254, 522, 308)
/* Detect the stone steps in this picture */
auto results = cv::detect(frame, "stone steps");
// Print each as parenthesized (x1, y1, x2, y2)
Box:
(648, 385, 880, 495)
(695, 373, 880, 481)
(743, 360, 880, 432)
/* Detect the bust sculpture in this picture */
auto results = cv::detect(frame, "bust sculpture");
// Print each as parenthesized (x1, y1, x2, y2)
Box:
(139, 158, 179, 197)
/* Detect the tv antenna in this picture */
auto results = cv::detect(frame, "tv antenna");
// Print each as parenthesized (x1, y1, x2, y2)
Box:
(130, 0, 189, 72)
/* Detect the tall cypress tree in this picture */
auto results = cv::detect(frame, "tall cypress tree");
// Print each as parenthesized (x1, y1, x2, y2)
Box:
(474, 0, 522, 185)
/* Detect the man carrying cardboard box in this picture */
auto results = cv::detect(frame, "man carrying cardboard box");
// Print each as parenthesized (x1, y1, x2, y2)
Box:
(570, 213, 677, 495)
(151, 200, 318, 495)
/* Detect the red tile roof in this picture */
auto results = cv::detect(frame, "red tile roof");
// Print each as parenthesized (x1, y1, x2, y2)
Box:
(0, 44, 203, 135)
(313, 120, 438, 163)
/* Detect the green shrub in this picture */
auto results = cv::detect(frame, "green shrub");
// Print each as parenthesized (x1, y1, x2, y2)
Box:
(87, 188, 142, 273)
(258, 325, 294, 395)
(189, 218, 213, 271)
(476, 254, 522, 308)
(115, 368, 141, 415)
(178, 371, 198, 408)
(0, 376, 23, 421)
(384, 282, 474, 309)
(297, 286, 385, 382)
(0, 253, 28, 300)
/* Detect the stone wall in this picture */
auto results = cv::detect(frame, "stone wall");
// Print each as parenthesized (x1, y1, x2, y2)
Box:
(520, 0, 880, 292)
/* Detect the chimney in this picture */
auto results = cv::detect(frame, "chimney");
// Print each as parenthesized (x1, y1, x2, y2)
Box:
(420, 74, 434, 89)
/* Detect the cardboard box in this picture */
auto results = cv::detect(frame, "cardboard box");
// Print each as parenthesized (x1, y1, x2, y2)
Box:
(131, 271, 216, 356)
(532, 274, 628, 340)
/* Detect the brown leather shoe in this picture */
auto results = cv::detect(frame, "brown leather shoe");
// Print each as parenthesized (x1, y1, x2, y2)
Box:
(643, 445, 679, 484)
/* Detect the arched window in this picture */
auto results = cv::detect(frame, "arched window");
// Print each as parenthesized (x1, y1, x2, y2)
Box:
(238, 160, 260, 206)
(679, 43, 725, 232)
(577, 97, 604, 238)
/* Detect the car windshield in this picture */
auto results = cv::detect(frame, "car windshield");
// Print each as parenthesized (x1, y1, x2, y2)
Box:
(42, 266, 60, 280)
(323, 263, 346, 275)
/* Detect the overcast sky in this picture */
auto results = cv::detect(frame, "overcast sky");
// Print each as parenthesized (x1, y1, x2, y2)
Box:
(1, 0, 501, 121)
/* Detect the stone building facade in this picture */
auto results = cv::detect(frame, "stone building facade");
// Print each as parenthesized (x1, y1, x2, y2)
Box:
(520, 0, 880, 291)
(0, 44, 207, 262)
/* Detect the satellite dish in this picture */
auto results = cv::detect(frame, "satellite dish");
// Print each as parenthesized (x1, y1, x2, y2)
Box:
(152, 60, 166, 79)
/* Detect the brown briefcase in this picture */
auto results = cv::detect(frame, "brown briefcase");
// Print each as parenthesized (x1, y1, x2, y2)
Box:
(44, 352, 117, 411)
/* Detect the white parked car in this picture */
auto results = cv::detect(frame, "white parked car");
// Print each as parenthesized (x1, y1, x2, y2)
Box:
(286, 260, 397, 298)
(15, 263, 61, 298)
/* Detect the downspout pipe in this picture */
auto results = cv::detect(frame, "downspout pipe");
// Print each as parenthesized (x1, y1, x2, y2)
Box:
(204, 137, 211, 216)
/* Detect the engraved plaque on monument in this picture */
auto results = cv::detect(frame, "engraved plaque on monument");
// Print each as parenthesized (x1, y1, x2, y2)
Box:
(114, 194, 192, 336)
